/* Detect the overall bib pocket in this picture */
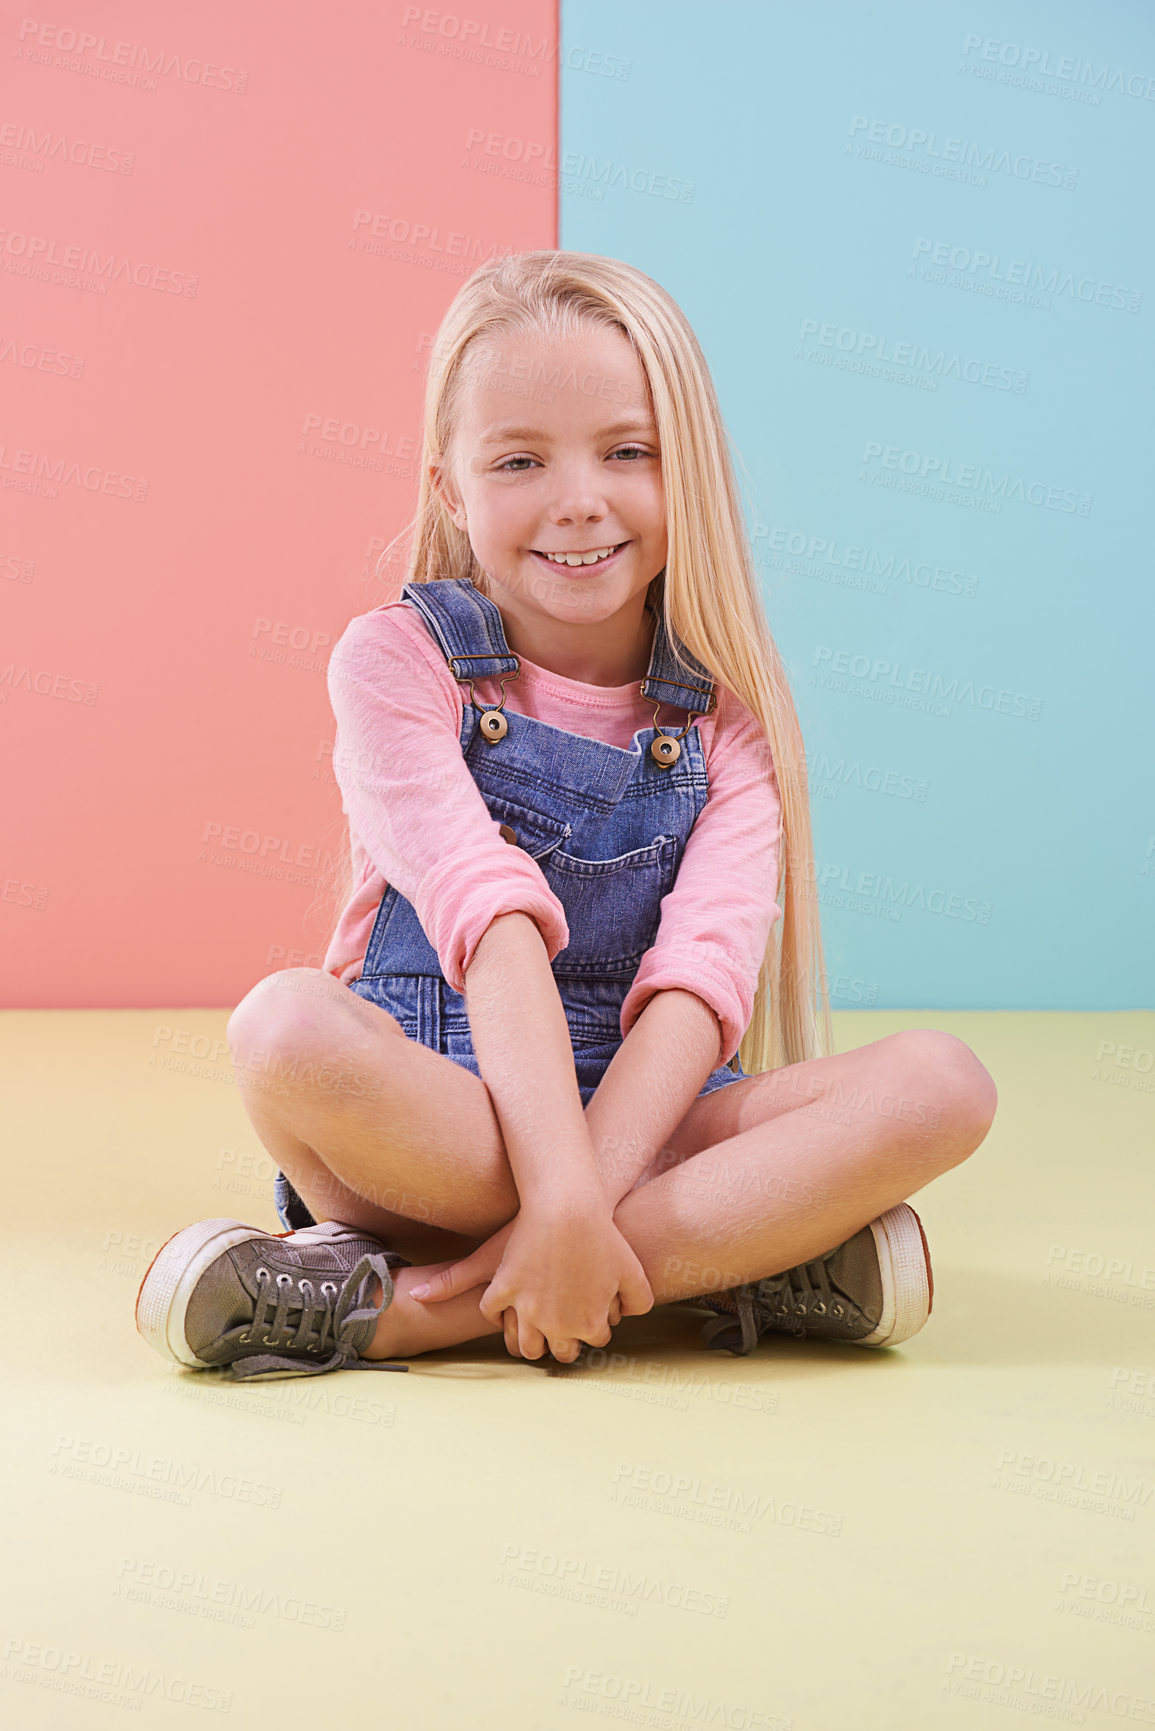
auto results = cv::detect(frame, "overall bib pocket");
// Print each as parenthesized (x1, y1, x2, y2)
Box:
(542, 836, 680, 975)
(486, 793, 680, 976)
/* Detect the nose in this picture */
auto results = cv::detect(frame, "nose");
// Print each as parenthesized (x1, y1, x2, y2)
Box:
(544, 457, 613, 528)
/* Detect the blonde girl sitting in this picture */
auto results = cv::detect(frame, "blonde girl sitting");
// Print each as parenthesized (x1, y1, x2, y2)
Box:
(136, 251, 997, 1381)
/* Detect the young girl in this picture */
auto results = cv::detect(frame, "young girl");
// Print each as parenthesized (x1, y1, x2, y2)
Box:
(135, 251, 997, 1382)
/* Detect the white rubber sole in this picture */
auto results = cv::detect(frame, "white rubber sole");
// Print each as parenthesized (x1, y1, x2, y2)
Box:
(856, 1203, 933, 1347)
(134, 1217, 369, 1369)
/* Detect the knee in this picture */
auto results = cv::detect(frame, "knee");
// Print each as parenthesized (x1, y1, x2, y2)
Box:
(226, 968, 340, 1068)
(889, 1029, 998, 1164)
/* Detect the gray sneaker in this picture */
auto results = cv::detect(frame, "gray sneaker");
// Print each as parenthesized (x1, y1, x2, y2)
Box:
(697, 1203, 933, 1354)
(135, 1217, 413, 1381)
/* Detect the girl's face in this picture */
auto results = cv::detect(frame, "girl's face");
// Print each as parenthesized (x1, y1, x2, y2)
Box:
(431, 322, 668, 679)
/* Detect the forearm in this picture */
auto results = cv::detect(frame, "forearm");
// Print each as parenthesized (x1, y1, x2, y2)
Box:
(463, 911, 607, 1217)
(585, 988, 724, 1210)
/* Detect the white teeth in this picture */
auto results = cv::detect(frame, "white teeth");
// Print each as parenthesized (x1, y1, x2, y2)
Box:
(537, 545, 620, 566)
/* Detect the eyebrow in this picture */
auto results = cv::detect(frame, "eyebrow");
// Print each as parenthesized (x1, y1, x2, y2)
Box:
(477, 418, 656, 446)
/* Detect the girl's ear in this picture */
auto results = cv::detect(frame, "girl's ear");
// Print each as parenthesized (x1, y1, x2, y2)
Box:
(429, 460, 467, 532)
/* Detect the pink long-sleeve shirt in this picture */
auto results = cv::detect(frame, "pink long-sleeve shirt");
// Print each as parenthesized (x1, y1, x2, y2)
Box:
(320, 599, 784, 1065)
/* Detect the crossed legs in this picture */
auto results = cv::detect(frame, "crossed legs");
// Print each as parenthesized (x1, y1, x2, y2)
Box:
(225, 969, 998, 1360)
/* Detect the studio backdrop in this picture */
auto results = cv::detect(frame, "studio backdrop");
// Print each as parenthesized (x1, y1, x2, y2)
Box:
(3, 0, 1150, 1009)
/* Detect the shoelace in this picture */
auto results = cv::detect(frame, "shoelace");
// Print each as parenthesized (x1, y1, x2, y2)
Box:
(230, 1251, 409, 1380)
(707, 1256, 851, 1356)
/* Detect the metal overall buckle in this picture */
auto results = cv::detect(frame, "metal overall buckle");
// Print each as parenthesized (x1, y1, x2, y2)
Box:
(455, 648, 699, 768)
(452, 658, 521, 744)
(647, 698, 696, 767)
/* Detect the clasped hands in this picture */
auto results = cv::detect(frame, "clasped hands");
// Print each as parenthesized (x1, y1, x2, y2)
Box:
(408, 1195, 654, 1364)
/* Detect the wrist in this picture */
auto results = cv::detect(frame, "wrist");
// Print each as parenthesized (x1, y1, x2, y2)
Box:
(519, 1175, 614, 1226)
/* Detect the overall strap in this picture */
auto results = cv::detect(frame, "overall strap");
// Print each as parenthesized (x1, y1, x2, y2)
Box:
(400, 578, 519, 678)
(401, 577, 717, 715)
(641, 611, 716, 717)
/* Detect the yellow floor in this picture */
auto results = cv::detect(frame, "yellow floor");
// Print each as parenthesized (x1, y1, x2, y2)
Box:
(5, 1008, 1154, 1728)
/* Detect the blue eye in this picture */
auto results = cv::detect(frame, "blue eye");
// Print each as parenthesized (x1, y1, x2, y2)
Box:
(495, 445, 651, 473)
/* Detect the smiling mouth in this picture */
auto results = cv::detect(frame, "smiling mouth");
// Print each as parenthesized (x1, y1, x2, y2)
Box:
(530, 542, 628, 570)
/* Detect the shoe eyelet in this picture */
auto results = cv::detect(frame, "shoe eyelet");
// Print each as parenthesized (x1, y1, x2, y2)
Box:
(276, 1273, 291, 1287)
(256, 1267, 269, 1280)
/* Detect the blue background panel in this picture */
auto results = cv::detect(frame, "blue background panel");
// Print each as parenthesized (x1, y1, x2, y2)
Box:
(560, 0, 1154, 1007)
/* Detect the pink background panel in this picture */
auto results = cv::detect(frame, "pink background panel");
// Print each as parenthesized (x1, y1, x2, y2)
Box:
(1, 1, 558, 1006)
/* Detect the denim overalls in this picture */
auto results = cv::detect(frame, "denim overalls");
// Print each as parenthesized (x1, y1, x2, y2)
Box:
(273, 575, 745, 1232)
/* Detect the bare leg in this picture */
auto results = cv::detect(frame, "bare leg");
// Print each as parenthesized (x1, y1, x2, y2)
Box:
(226, 971, 997, 1360)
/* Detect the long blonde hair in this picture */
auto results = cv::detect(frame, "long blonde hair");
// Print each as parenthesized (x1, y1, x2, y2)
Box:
(316, 250, 834, 1072)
